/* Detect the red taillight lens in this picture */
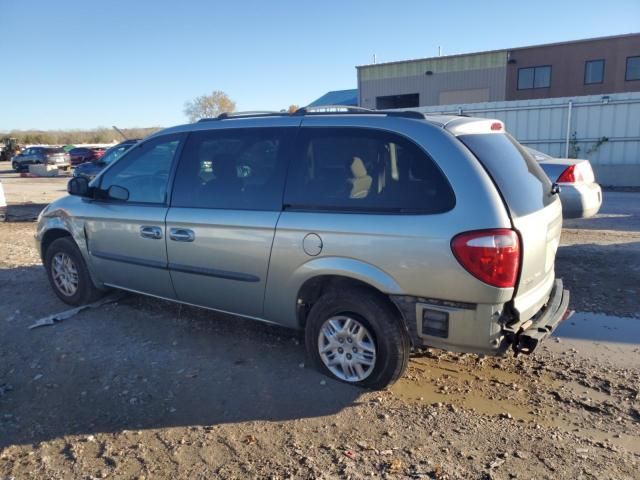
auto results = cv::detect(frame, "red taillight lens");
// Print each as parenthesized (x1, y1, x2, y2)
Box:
(451, 229, 520, 288)
(557, 164, 577, 183)
(557, 163, 594, 184)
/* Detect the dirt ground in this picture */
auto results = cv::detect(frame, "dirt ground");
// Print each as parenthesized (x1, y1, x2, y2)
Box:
(1, 183, 639, 479)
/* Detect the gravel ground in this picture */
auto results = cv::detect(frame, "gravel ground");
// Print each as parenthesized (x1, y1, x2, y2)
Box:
(1, 194, 639, 479)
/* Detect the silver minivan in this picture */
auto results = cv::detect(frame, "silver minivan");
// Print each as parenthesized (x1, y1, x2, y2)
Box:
(36, 108, 569, 389)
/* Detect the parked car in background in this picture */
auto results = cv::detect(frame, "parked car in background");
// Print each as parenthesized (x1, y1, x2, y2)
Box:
(524, 146, 602, 219)
(12, 147, 71, 172)
(0, 179, 6, 221)
(69, 147, 105, 166)
(73, 140, 139, 180)
(38, 109, 569, 389)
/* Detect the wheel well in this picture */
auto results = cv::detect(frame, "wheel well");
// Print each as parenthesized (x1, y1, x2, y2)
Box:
(296, 275, 404, 329)
(41, 229, 72, 261)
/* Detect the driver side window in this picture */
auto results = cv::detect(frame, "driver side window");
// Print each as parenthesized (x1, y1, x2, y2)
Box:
(99, 134, 182, 204)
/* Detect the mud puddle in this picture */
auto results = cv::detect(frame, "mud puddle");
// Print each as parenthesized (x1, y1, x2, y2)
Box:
(553, 311, 640, 344)
(392, 344, 640, 454)
(550, 311, 640, 368)
(392, 355, 545, 421)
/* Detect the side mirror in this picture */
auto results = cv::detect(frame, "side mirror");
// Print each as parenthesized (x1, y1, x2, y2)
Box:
(107, 185, 129, 201)
(67, 177, 89, 196)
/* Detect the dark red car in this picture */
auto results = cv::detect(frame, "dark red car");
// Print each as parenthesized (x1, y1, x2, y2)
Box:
(69, 147, 106, 166)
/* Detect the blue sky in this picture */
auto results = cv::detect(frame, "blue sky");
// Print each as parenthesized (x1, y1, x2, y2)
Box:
(2, 0, 639, 130)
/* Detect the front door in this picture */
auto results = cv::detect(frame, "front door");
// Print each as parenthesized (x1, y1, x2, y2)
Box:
(166, 123, 298, 318)
(84, 133, 184, 299)
(18, 148, 33, 167)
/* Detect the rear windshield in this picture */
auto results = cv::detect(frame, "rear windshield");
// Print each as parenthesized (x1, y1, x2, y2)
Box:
(44, 148, 65, 154)
(459, 133, 553, 217)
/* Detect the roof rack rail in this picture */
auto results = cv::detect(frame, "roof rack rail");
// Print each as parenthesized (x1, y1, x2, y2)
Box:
(296, 105, 425, 120)
(384, 110, 426, 120)
(196, 107, 427, 122)
(197, 111, 285, 122)
(295, 105, 373, 115)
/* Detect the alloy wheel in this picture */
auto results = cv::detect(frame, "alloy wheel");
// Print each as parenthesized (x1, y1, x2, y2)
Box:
(317, 315, 377, 382)
(51, 252, 79, 297)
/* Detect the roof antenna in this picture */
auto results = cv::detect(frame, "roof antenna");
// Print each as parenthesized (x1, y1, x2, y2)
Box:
(112, 125, 128, 140)
(438, 46, 442, 57)
(373, 53, 377, 64)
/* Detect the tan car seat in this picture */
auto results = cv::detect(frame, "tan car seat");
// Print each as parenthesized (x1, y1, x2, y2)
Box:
(349, 157, 372, 199)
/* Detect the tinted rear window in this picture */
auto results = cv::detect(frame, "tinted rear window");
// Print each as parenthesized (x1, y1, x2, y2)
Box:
(284, 127, 455, 214)
(459, 133, 553, 217)
(44, 148, 65, 154)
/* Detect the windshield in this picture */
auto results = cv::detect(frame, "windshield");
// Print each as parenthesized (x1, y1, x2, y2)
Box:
(100, 144, 133, 165)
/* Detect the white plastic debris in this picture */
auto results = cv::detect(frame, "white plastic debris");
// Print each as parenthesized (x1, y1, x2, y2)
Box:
(28, 294, 125, 329)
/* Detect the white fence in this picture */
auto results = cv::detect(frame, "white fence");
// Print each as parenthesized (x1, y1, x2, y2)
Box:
(412, 92, 640, 187)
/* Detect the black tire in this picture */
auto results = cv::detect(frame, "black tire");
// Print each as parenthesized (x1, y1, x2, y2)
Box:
(11, 161, 19, 172)
(44, 236, 103, 306)
(305, 287, 410, 389)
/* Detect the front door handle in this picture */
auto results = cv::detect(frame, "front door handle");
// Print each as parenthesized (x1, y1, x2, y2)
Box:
(169, 228, 195, 242)
(140, 225, 163, 240)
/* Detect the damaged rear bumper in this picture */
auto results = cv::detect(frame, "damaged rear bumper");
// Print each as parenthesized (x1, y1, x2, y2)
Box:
(506, 279, 570, 354)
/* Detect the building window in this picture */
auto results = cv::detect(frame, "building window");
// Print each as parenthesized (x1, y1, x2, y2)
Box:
(376, 93, 419, 109)
(626, 56, 640, 81)
(517, 66, 551, 89)
(584, 59, 605, 84)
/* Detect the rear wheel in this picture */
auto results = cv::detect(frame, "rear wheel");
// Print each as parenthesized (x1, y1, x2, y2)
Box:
(305, 287, 410, 389)
(45, 237, 102, 306)
(11, 161, 19, 171)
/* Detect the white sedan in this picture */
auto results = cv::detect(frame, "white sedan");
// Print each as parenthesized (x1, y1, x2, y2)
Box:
(525, 147, 602, 219)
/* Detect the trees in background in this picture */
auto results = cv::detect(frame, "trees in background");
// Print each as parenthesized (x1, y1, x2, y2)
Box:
(0, 127, 162, 145)
(184, 90, 236, 122)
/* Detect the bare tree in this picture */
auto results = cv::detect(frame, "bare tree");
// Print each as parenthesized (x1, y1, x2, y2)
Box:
(183, 90, 236, 122)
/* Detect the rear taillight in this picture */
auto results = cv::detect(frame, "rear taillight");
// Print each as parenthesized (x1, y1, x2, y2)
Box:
(451, 229, 520, 288)
(557, 162, 594, 184)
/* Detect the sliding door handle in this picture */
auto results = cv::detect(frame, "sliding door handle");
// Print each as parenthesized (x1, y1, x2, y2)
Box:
(140, 226, 162, 240)
(169, 228, 195, 242)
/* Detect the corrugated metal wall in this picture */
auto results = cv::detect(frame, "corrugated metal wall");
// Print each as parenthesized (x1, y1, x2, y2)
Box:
(411, 92, 640, 187)
(358, 51, 507, 108)
(358, 51, 506, 81)
(359, 67, 506, 108)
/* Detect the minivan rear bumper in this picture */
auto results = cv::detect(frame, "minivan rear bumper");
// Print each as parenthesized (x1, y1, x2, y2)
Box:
(391, 279, 569, 356)
(506, 279, 570, 354)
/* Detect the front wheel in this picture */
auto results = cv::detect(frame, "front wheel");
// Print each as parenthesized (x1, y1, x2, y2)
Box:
(305, 287, 410, 389)
(44, 236, 103, 306)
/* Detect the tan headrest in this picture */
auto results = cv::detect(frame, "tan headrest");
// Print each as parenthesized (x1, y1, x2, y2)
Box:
(351, 157, 367, 178)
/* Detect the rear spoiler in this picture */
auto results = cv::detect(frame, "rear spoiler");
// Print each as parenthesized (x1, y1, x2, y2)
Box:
(444, 118, 505, 136)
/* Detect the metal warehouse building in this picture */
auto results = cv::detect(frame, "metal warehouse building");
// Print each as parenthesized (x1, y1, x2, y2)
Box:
(357, 33, 640, 109)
